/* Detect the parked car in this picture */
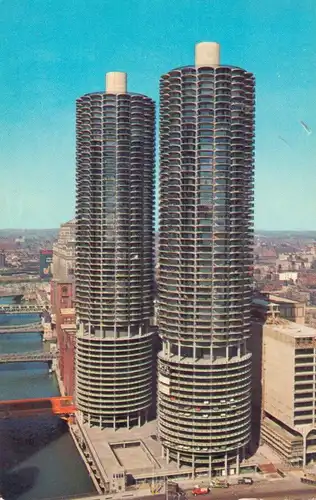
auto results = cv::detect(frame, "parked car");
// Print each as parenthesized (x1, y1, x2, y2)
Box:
(192, 486, 209, 496)
(238, 477, 253, 485)
(210, 479, 229, 488)
(301, 473, 316, 485)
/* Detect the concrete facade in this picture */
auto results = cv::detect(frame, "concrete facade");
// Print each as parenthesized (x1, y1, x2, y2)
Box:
(263, 325, 295, 427)
(252, 293, 305, 325)
(268, 294, 305, 325)
(157, 42, 255, 472)
(52, 219, 76, 282)
(251, 319, 316, 466)
(278, 271, 298, 283)
(75, 73, 156, 428)
(0, 251, 6, 268)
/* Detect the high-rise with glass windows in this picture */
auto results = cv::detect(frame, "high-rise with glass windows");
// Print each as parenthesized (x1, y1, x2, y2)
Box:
(75, 72, 155, 429)
(158, 43, 255, 473)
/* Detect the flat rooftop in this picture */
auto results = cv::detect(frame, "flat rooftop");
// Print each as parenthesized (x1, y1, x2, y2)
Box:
(253, 297, 270, 308)
(60, 308, 75, 314)
(80, 418, 286, 480)
(61, 323, 76, 331)
(82, 420, 194, 479)
(112, 443, 154, 471)
(268, 294, 300, 305)
(266, 320, 316, 339)
(253, 294, 300, 308)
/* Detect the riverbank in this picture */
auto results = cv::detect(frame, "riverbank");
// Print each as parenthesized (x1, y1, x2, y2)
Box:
(0, 308, 96, 500)
(53, 364, 105, 495)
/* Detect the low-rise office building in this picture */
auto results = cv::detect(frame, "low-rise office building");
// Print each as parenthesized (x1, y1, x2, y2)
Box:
(251, 318, 316, 466)
(252, 293, 305, 325)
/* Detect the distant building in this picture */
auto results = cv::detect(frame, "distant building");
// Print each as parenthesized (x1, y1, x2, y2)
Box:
(260, 280, 283, 293)
(278, 253, 290, 261)
(39, 249, 53, 280)
(52, 219, 76, 281)
(256, 248, 277, 265)
(276, 258, 293, 272)
(0, 251, 6, 268)
(15, 236, 25, 244)
(253, 293, 305, 325)
(278, 270, 298, 283)
(250, 317, 316, 466)
(0, 239, 17, 251)
(298, 271, 316, 288)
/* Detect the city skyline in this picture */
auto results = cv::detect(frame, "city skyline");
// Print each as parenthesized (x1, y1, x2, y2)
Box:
(0, 0, 315, 230)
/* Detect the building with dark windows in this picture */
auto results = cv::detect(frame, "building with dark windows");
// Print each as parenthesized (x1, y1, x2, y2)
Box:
(39, 249, 53, 280)
(0, 251, 6, 268)
(75, 72, 156, 428)
(158, 42, 255, 474)
(52, 219, 76, 281)
(51, 220, 76, 396)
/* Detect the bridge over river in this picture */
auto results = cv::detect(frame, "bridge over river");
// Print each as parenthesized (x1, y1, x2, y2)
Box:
(0, 303, 44, 314)
(0, 291, 24, 298)
(0, 396, 75, 418)
(0, 351, 55, 364)
(0, 322, 43, 334)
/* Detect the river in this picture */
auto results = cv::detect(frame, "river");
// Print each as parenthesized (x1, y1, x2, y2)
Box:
(0, 298, 96, 500)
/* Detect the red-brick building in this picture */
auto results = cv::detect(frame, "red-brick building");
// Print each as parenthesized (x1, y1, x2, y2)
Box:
(59, 308, 76, 397)
(51, 280, 76, 397)
(50, 219, 76, 398)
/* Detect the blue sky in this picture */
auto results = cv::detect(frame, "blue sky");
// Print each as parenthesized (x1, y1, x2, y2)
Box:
(0, 0, 315, 230)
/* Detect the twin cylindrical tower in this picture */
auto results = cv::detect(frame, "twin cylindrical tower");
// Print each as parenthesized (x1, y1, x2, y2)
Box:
(76, 71, 155, 428)
(75, 42, 255, 473)
(158, 42, 255, 473)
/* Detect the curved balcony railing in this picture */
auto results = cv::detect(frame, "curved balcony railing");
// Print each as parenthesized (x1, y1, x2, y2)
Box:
(157, 64, 255, 466)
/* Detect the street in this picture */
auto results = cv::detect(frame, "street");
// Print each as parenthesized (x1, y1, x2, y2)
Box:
(183, 478, 316, 500)
(51, 478, 316, 500)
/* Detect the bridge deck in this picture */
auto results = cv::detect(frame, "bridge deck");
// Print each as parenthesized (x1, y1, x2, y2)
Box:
(0, 322, 43, 334)
(0, 352, 54, 363)
(0, 292, 23, 297)
(0, 396, 76, 417)
(0, 304, 43, 314)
